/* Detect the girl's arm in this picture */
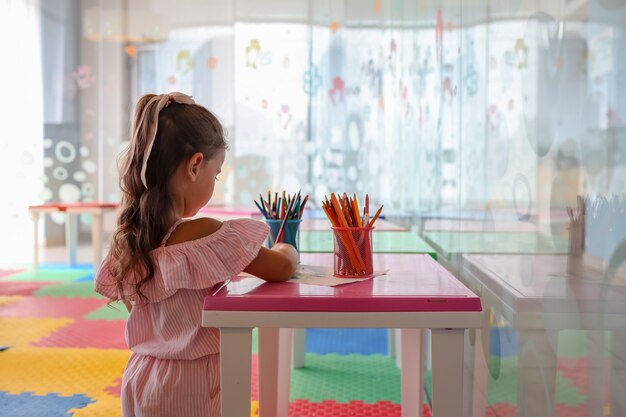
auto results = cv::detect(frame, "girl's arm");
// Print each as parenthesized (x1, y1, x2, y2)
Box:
(244, 243, 298, 282)
(165, 217, 297, 282)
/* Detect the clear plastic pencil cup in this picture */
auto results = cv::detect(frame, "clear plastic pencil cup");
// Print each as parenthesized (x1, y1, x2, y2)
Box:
(266, 219, 302, 262)
(331, 226, 374, 278)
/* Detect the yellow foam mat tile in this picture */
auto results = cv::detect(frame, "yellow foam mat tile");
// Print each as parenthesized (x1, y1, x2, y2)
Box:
(0, 317, 74, 347)
(0, 295, 23, 307)
(0, 347, 130, 397)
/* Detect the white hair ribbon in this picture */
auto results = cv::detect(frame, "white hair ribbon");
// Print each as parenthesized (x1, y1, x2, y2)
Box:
(138, 92, 196, 188)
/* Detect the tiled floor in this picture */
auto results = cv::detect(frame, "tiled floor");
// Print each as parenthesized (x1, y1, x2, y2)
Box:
(0, 244, 600, 416)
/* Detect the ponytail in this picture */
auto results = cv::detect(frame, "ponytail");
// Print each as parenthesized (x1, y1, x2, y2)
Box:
(108, 93, 227, 301)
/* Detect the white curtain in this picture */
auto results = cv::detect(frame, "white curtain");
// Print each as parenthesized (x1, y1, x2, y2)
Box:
(0, 0, 43, 263)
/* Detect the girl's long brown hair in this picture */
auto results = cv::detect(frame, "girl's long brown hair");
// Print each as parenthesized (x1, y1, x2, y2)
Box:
(108, 94, 227, 301)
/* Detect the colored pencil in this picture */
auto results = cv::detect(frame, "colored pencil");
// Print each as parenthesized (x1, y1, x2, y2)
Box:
(352, 194, 362, 227)
(275, 197, 296, 243)
(254, 200, 268, 218)
(255, 190, 309, 220)
(368, 204, 384, 227)
(299, 195, 309, 218)
(363, 194, 369, 226)
(330, 193, 366, 271)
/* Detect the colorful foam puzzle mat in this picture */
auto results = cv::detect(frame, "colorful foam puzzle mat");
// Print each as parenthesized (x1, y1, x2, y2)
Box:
(0, 264, 612, 416)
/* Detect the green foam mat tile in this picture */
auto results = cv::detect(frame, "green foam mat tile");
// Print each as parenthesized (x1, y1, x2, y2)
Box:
(289, 353, 402, 403)
(1, 269, 92, 283)
(84, 303, 130, 320)
(558, 330, 588, 358)
(34, 282, 104, 299)
(557, 330, 612, 358)
(485, 356, 587, 406)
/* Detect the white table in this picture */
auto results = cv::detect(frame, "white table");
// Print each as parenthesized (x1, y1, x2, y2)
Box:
(29, 202, 118, 271)
(462, 254, 626, 417)
(203, 253, 482, 417)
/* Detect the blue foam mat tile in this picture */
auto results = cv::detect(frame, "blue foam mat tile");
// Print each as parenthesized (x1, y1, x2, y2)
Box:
(39, 263, 95, 271)
(74, 273, 95, 282)
(0, 392, 95, 417)
(306, 328, 388, 355)
(490, 325, 518, 357)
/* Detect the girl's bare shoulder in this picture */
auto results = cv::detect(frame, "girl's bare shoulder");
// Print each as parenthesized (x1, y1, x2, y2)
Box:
(164, 217, 223, 246)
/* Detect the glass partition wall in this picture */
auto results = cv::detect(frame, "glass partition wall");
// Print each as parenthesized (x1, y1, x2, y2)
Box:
(3, 0, 625, 415)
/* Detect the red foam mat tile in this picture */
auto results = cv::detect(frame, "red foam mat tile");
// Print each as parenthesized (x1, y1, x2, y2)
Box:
(0, 297, 108, 318)
(105, 377, 122, 398)
(32, 319, 127, 349)
(0, 281, 60, 296)
(487, 403, 591, 417)
(287, 399, 431, 417)
(0, 269, 24, 279)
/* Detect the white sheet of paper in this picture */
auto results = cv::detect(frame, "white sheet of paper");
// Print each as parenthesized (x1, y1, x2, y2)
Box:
(287, 264, 388, 287)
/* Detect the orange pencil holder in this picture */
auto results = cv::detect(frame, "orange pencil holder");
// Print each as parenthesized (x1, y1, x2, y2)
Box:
(331, 226, 374, 278)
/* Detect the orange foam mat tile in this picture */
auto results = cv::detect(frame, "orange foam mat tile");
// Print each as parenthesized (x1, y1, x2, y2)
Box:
(0, 295, 23, 307)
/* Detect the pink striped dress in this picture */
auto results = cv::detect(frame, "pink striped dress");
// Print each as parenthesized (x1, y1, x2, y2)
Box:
(95, 218, 269, 417)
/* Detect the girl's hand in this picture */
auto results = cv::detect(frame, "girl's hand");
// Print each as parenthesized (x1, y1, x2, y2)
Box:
(271, 243, 299, 267)
(244, 243, 298, 282)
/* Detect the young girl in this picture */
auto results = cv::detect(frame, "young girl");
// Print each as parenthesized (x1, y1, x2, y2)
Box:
(95, 92, 298, 417)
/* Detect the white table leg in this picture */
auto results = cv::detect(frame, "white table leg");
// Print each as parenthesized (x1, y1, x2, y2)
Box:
(292, 328, 306, 368)
(431, 328, 465, 417)
(389, 328, 397, 360)
(31, 211, 40, 273)
(517, 329, 558, 417)
(424, 329, 432, 371)
(65, 212, 79, 266)
(396, 328, 428, 371)
(587, 330, 605, 417)
(400, 328, 423, 417)
(91, 210, 103, 267)
(611, 330, 626, 417)
(464, 308, 491, 417)
(395, 329, 403, 368)
(220, 328, 253, 417)
(470, 317, 489, 417)
(259, 328, 292, 417)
